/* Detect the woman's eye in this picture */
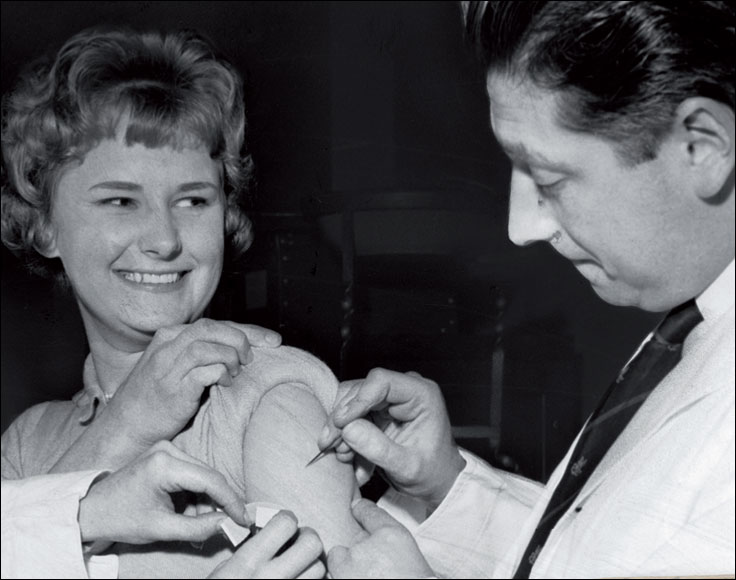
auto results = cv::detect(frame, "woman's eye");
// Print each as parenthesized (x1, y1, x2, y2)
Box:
(176, 197, 208, 208)
(101, 197, 135, 207)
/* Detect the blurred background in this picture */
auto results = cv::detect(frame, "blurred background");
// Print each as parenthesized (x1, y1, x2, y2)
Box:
(1, 0, 657, 482)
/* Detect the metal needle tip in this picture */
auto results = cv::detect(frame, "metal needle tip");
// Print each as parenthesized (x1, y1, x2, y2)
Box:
(305, 449, 330, 467)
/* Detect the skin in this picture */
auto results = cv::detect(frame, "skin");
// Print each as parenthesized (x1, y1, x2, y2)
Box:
(487, 73, 735, 313)
(32, 129, 328, 576)
(243, 384, 363, 553)
(78, 442, 325, 578)
(324, 74, 735, 577)
(41, 131, 273, 472)
(78, 442, 248, 545)
(45, 134, 226, 352)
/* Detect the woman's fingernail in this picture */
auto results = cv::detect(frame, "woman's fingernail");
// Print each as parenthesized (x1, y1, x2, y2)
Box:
(265, 333, 280, 346)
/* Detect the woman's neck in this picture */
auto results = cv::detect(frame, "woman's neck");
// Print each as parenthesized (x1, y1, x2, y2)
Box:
(83, 322, 152, 399)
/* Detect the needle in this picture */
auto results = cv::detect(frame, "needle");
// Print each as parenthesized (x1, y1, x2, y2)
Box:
(305, 436, 343, 467)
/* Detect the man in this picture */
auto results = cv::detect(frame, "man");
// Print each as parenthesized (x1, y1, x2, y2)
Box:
(323, 2, 735, 578)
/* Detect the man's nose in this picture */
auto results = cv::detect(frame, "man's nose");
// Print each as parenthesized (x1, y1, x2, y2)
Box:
(507, 169, 561, 247)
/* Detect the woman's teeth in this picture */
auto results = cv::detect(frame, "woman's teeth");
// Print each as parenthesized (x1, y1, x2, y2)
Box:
(123, 272, 181, 284)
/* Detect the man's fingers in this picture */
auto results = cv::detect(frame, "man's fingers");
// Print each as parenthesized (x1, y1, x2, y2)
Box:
(333, 368, 430, 429)
(332, 377, 390, 428)
(327, 545, 349, 573)
(297, 559, 327, 579)
(154, 511, 228, 542)
(152, 455, 247, 527)
(354, 456, 375, 487)
(269, 527, 324, 578)
(242, 510, 299, 562)
(223, 321, 282, 347)
(351, 499, 402, 534)
(341, 419, 406, 473)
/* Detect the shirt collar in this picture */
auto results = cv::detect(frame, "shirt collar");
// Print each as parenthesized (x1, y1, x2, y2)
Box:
(695, 259, 735, 323)
(73, 354, 111, 424)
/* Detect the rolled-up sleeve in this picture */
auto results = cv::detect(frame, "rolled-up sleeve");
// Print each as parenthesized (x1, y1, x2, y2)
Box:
(1, 471, 118, 579)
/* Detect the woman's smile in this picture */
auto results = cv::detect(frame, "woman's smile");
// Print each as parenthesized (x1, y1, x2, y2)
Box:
(115, 269, 191, 291)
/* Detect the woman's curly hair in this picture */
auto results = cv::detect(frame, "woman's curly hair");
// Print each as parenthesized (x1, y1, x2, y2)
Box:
(1, 27, 254, 279)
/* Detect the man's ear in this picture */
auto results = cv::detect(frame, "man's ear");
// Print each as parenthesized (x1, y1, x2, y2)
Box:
(673, 97, 735, 200)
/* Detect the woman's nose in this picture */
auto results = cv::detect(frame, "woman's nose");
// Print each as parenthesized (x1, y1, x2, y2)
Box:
(138, 208, 182, 259)
(507, 169, 560, 247)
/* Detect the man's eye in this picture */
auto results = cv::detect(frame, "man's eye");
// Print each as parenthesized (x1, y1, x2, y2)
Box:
(536, 180, 563, 197)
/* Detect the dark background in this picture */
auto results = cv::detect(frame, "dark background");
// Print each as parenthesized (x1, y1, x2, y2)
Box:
(1, 1, 657, 481)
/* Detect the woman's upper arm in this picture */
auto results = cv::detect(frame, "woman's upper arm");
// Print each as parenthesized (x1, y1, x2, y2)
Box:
(242, 382, 363, 552)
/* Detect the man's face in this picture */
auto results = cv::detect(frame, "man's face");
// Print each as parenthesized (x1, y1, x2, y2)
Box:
(47, 133, 225, 350)
(487, 73, 701, 312)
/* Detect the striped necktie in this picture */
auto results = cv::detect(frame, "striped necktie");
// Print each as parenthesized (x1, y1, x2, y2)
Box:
(513, 299, 703, 578)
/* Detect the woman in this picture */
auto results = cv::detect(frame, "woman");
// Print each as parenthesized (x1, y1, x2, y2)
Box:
(1, 27, 361, 578)
(3, 442, 326, 579)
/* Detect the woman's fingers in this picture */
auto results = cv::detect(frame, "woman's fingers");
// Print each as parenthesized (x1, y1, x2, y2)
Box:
(175, 341, 243, 381)
(222, 321, 282, 348)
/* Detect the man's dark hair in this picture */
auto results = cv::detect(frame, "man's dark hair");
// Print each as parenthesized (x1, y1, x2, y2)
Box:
(465, 1, 735, 164)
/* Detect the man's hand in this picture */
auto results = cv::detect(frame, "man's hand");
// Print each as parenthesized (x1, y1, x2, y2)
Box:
(208, 511, 325, 579)
(320, 368, 465, 507)
(327, 499, 433, 579)
(78, 441, 248, 544)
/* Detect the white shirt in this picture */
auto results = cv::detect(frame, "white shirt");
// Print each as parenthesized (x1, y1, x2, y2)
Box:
(381, 260, 735, 578)
(1, 471, 118, 579)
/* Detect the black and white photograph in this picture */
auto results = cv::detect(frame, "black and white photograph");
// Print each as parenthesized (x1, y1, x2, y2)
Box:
(1, 1, 734, 578)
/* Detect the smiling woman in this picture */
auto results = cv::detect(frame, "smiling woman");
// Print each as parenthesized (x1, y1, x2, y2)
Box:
(1, 27, 360, 578)
(46, 138, 226, 348)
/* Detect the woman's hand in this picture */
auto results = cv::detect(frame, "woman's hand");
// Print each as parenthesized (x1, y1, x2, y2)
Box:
(208, 511, 325, 579)
(78, 441, 249, 545)
(50, 320, 281, 473)
(108, 319, 280, 451)
(320, 368, 466, 508)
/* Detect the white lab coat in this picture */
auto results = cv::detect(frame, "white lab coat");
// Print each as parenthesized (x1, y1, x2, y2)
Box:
(383, 261, 735, 578)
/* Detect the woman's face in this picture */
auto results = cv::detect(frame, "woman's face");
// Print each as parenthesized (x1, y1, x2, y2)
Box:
(45, 133, 226, 351)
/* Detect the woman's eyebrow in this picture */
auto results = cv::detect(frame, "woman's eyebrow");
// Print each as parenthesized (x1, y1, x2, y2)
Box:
(88, 181, 141, 192)
(87, 181, 219, 192)
(177, 182, 220, 193)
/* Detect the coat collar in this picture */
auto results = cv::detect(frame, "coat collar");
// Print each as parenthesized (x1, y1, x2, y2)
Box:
(576, 260, 735, 504)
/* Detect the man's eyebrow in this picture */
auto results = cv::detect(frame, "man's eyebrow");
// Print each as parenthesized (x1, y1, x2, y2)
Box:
(501, 141, 574, 172)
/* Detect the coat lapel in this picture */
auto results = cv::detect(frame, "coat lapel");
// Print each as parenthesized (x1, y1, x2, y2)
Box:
(574, 312, 734, 504)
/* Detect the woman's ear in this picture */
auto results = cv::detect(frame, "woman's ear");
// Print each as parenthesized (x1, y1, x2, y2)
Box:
(33, 217, 60, 259)
(673, 97, 735, 200)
